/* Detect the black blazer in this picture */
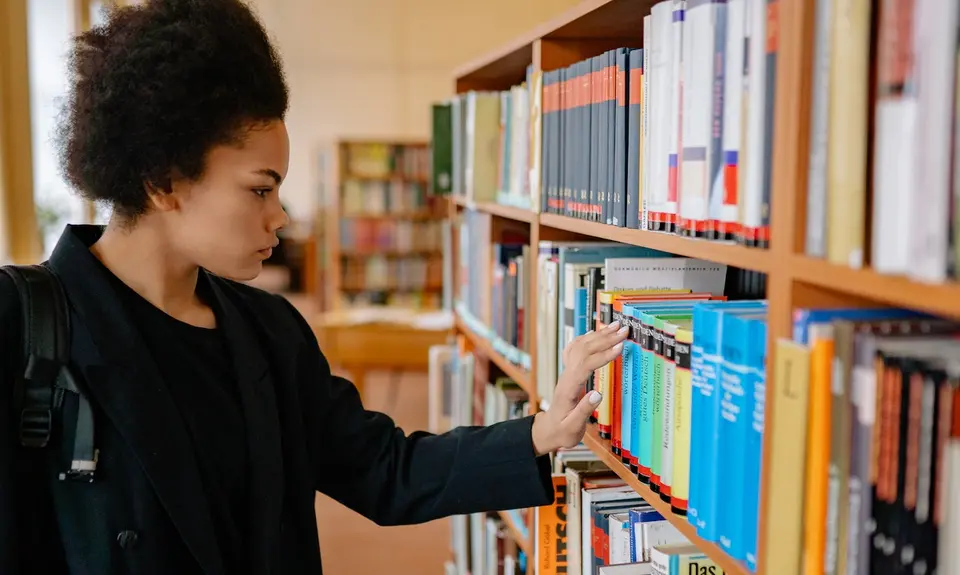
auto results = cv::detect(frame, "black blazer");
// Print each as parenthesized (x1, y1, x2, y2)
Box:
(0, 225, 554, 575)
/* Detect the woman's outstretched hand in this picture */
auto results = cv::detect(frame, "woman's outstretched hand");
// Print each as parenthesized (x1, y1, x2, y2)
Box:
(531, 320, 630, 456)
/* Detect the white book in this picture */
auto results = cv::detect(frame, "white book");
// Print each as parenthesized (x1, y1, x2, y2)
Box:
(804, 0, 833, 257)
(603, 257, 728, 295)
(582, 486, 641, 575)
(665, 0, 685, 228)
(600, 563, 654, 575)
(609, 512, 634, 565)
(642, 15, 653, 230)
(741, 0, 767, 239)
(679, 0, 716, 234)
(649, 1, 673, 227)
(719, 0, 745, 238)
(641, 520, 689, 562)
(909, 0, 959, 282)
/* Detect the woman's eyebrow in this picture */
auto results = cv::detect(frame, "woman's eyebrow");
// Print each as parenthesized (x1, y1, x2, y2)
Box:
(253, 168, 282, 184)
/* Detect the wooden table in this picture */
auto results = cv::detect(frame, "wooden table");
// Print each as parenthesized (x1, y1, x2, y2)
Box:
(311, 311, 452, 398)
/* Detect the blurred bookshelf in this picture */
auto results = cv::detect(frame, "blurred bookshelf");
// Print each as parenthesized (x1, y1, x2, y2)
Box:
(426, 0, 960, 574)
(324, 139, 446, 313)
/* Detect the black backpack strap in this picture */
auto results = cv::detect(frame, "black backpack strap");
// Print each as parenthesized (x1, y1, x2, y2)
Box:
(1, 264, 97, 482)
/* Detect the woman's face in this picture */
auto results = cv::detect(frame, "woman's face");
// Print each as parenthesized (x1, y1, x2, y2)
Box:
(162, 119, 291, 281)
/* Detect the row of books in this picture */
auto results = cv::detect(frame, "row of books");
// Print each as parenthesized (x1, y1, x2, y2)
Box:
(340, 256, 442, 292)
(539, 0, 773, 246)
(337, 290, 441, 311)
(340, 179, 432, 217)
(536, 242, 765, 407)
(584, 292, 767, 572)
(767, 308, 960, 575)
(537, 449, 729, 575)
(430, 65, 538, 211)
(341, 141, 429, 181)
(427, 0, 777, 246)
(338, 219, 444, 254)
(803, 0, 960, 283)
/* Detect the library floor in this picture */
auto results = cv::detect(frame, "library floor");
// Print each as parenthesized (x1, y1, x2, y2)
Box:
(313, 369, 451, 574)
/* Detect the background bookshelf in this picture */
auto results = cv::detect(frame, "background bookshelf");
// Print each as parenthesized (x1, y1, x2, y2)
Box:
(324, 139, 446, 312)
(428, 0, 960, 574)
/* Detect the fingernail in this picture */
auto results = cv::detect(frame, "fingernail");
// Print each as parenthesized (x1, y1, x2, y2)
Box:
(618, 325, 629, 335)
(614, 342, 624, 352)
(606, 320, 620, 331)
(589, 390, 602, 405)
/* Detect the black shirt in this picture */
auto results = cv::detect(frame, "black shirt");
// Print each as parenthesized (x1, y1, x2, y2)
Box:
(1, 265, 250, 573)
(104, 267, 249, 572)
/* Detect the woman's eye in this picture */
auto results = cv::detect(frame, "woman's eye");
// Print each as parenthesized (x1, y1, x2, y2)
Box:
(253, 188, 271, 198)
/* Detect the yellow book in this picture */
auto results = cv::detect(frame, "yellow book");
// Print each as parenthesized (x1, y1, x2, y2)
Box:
(670, 326, 694, 513)
(826, 0, 872, 268)
(804, 324, 834, 575)
(761, 338, 812, 575)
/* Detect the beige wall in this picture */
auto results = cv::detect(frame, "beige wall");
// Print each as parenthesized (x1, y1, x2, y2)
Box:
(249, 0, 580, 221)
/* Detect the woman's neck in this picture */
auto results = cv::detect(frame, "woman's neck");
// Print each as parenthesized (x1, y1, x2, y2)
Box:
(90, 218, 209, 324)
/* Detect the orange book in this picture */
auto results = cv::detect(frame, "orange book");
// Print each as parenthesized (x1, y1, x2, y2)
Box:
(803, 324, 833, 575)
(536, 475, 569, 575)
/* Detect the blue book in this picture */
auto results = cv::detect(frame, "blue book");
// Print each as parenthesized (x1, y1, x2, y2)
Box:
(628, 507, 664, 561)
(621, 304, 641, 463)
(688, 300, 766, 533)
(622, 300, 708, 481)
(574, 273, 589, 337)
(791, 307, 926, 344)
(743, 317, 768, 571)
(716, 311, 767, 560)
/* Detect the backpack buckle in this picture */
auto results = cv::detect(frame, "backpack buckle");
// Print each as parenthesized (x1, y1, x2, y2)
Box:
(20, 407, 53, 448)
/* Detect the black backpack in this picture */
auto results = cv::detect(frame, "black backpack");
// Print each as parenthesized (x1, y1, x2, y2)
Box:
(2, 263, 98, 482)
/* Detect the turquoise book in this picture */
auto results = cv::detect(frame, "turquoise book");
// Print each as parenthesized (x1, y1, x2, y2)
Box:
(687, 300, 766, 536)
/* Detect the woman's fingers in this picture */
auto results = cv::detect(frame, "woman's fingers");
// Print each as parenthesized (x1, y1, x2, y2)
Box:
(583, 322, 629, 355)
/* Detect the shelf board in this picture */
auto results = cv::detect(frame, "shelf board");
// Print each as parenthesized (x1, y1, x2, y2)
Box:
(790, 256, 960, 320)
(539, 214, 772, 272)
(497, 510, 533, 558)
(453, 196, 537, 223)
(452, 0, 654, 87)
(542, 0, 652, 41)
(454, 315, 535, 400)
(452, 36, 533, 91)
(581, 424, 750, 575)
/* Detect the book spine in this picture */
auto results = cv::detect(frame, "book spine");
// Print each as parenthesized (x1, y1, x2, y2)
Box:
(627, 49, 643, 230)
(660, 323, 678, 502)
(615, 49, 629, 227)
(707, 0, 728, 239)
(671, 328, 693, 514)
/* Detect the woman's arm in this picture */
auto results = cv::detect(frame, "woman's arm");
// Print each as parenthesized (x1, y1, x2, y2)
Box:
(281, 298, 554, 526)
(279, 296, 628, 527)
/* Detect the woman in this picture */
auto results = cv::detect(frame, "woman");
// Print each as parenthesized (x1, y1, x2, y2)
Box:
(0, 0, 628, 574)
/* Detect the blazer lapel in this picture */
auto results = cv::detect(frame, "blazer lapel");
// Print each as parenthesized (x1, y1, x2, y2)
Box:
(48, 226, 224, 575)
(205, 275, 285, 572)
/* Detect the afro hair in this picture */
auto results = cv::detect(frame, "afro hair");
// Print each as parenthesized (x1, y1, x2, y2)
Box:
(56, 0, 289, 219)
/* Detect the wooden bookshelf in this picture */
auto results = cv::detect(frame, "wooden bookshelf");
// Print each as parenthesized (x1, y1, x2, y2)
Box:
(452, 195, 537, 223)
(438, 0, 960, 572)
(454, 314, 535, 401)
(324, 138, 446, 313)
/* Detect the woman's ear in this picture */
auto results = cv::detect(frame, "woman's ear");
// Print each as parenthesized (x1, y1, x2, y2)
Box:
(143, 176, 178, 212)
